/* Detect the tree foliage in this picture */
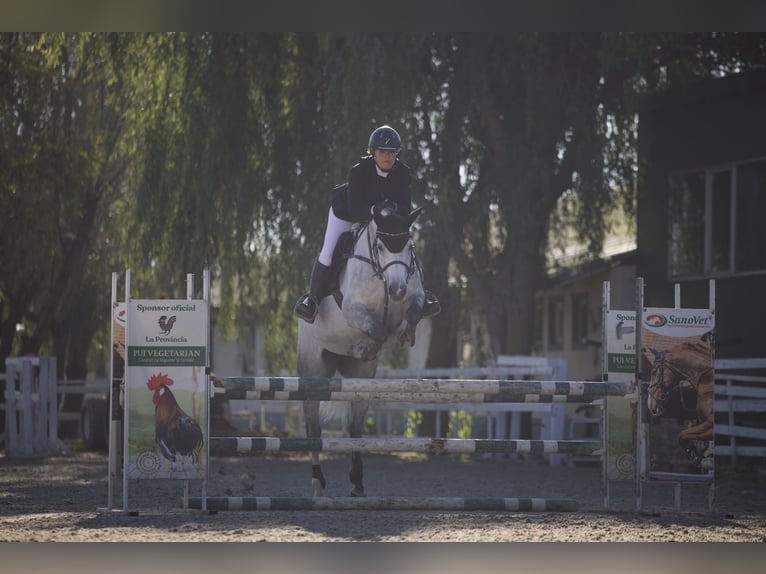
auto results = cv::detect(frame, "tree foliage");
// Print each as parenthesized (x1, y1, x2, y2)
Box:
(0, 33, 156, 376)
(2, 32, 765, 378)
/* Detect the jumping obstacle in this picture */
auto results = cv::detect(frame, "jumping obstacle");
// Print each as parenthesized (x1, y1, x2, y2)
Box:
(192, 376, 625, 513)
(214, 377, 630, 403)
(219, 376, 628, 395)
(217, 389, 615, 403)
(187, 496, 580, 512)
(210, 436, 602, 456)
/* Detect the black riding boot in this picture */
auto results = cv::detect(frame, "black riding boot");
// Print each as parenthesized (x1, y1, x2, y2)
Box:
(294, 260, 333, 323)
(422, 289, 441, 318)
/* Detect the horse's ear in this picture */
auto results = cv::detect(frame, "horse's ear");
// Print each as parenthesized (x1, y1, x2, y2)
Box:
(408, 206, 424, 226)
(648, 347, 665, 361)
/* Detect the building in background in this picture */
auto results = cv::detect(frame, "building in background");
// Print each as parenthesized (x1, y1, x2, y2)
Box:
(637, 69, 766, 360)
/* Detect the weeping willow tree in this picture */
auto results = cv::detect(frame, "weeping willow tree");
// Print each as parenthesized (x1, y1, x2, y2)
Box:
(407, 32, 766, 358)
(4, 32, 765, 379)
(126, 33, 432, 373)
(0, 33, 162, 376)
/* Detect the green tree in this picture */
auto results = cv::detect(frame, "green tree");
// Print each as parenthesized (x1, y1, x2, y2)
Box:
(0, 33, 157, 377)
(4, 32, 765, 381)
(408, 32, 766, 358)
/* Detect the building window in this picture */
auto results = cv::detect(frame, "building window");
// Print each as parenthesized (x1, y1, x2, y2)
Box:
(669, 158, 766, 279)
(547, 296, 565, 351)
(571, 293, 589, 349)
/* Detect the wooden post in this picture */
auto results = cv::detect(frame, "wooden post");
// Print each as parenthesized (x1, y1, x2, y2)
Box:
(5, 360, 18, 456)
(20, 360, 33, 457)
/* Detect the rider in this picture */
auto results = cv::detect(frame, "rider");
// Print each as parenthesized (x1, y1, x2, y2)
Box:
(293, 124, 441, 323)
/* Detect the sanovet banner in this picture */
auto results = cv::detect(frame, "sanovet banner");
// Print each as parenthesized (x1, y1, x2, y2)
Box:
(642, 308, 714, 338)
(125, 299, 208, 480)
(640, 307, 715, 478)
(605, 310, 636, 481)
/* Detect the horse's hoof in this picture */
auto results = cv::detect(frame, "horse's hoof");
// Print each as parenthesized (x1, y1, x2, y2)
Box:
(700, 457, 714, 470)
(349, 486, 366, 497)
(361, 343, 379, 361)
(311, 464, 327, 497)
(312, 478, 325, 497)
(397, 325, 416, 348)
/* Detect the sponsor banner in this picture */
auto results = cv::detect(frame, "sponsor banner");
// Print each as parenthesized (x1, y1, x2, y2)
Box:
(606, 311, 636, 378)
(125, 299, 208, 480)
(605, 310, 636, 481)
(642, 308, 713, 338)
(640, 307, 715, 478)
(128, 346, 206, 367)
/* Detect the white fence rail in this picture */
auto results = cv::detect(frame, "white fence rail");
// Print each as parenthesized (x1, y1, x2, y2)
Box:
(375, 356, 571, 466)
(1, 357, 107, 456)
(714, 358, 766, 464)
(1, 357, 60, 457)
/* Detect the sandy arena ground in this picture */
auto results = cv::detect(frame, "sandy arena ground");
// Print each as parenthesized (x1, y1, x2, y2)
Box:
(1, 449, 765, 543)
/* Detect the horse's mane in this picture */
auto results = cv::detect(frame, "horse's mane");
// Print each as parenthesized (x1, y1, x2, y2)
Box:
(677, 341, 710, 352)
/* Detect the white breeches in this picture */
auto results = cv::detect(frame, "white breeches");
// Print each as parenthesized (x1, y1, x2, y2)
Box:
(318, 207, 354, 266)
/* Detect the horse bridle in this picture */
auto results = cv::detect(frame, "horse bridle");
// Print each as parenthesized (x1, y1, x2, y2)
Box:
(346, 221, 418, 325)
(350, 221, 417, 279)
(650, 359, 713, 410)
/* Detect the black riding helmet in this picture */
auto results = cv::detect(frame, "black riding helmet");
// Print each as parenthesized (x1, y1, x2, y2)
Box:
(368, 125, 402, 152)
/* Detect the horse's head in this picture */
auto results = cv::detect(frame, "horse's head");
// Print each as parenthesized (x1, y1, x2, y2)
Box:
(369, 202, 423, 302)
(647, 343, 714, 417)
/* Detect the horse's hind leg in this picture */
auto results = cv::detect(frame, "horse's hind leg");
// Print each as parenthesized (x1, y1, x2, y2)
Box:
(298, 334, 336, 497)
(340, 357, 375, 497)
(347, 401, 369, 497)
(303, 399, 327, 496)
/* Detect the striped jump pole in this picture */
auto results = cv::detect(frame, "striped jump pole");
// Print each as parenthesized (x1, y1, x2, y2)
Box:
(213, 389, 612, 403)
(210, 437, 602, 456)
(215, 390, 620, 404)
(187, 496, 580, 512)
(220, 376, 630, 397)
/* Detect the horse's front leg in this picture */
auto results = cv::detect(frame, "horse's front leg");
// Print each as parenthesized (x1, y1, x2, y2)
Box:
(398, 323, 417, 347)
(345, 302, 386, 360)
(679, 393, 715, 468)
(303, 400, 326, 496)
(679, 394, 715, 442)
(398, 294, 425, 347)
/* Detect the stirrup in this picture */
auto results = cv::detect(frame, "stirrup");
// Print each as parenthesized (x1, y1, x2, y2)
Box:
(294, 294, 319, 323)
(422, 291, 441, 318)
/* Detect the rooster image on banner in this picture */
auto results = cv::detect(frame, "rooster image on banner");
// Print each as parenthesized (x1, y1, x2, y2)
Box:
(158, 315, 176, 335)
(147, 373, 203, 467)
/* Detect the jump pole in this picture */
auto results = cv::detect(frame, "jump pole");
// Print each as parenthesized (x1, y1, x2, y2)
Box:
(219, 377, 630, 397)
(213, 382, 631, 405)
(186, 496, 580, 512)
(210, 437, 602, 456)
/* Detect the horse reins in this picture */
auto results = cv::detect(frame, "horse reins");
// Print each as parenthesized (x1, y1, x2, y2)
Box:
(345, 221, 417, 325)
(651, 359, 714, 410)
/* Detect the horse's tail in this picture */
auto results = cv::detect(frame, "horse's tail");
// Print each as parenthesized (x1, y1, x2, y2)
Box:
(319, 400, 350, 428)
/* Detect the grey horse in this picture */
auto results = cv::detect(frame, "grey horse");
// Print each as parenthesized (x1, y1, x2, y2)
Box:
(297, 202, 429, 497)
